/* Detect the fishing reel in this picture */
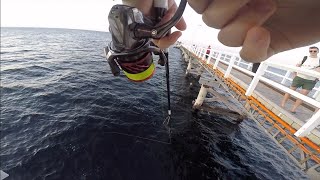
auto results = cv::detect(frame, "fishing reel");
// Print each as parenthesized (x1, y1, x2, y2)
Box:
(104, 0, 186, 82)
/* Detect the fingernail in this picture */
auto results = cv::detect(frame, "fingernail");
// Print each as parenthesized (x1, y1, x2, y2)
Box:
(241, 27, 270, 62)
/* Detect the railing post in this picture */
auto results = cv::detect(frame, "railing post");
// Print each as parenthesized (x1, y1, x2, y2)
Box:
(196, 48, 200, 57)
(235, 58, 240, 66)
(313, 90, 320, 99)
(281, 71, 291, 84)
(202, 49, 207, 60)
(294, 110, 320, 137)
(198, 48, 203, 57)
(213, 53, 221, 69)
(224, 55, 236, 78)
(247, 63, 252, 70)
(245, 62, 268, 96)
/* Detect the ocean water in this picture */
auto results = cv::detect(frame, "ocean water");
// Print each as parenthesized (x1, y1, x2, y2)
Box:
(0, 27, 309, 180)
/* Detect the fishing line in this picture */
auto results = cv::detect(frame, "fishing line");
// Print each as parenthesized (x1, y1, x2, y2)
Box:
(161, 50, 172, 143)
(94, 0, 188, 145)
(103, 52, 173, 145)
(101, 53, 173, 145)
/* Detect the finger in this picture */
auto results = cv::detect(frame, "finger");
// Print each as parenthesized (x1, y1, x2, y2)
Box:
(218, 0, 276, 47)
(176, 17, 187, 31)
(122, 0, 153, 15)
(240, 26, 271, 62)
(158, 2, 177, 26)
(169, 0, 186, 30)
(153, 31, 182, 49)
(202, 0, 250, 29)
(158, 2, 187, 30)
(187, 0, 211, 14)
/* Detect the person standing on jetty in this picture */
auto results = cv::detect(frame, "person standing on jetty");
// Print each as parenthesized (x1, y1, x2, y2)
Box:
(206, 45, 211, 59)
(281, 47, 320, 113)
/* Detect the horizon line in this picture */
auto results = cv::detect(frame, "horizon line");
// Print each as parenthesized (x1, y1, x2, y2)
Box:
(1, 26, 109, 33)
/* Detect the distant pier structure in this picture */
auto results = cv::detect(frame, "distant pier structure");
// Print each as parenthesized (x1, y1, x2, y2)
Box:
(179, 44, 320, 179)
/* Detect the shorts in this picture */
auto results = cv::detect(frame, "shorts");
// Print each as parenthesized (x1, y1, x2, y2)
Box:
(291, 76, 316, 90)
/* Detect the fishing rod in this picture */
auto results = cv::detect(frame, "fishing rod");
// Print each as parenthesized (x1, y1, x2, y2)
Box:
(104, 0, 187, 119)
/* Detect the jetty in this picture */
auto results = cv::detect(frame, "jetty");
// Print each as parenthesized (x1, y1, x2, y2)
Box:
(179, 44, 320, 179)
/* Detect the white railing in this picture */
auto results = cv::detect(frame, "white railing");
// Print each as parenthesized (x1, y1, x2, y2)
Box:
(188, 45, 320, 98)
(184, 44, 320, 137)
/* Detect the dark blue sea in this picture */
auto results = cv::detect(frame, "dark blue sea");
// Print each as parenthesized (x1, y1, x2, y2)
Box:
(1, 27, 309, 180)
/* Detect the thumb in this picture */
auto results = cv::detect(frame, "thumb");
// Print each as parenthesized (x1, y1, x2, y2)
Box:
(240, 26, 271, 63)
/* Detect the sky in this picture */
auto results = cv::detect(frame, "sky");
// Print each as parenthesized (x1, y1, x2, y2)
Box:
(1, 0, 319, 65)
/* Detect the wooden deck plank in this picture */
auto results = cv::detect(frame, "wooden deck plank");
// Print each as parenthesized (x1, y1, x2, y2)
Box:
(216, 61, 316, 122)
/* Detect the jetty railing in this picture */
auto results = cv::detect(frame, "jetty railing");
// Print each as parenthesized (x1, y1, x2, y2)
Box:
(185, 45, 320, 137)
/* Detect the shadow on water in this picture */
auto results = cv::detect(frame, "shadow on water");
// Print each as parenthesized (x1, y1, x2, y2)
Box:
(170, 113, 258, 180)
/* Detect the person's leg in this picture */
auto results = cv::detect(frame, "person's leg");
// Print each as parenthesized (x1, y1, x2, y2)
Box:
(281, 86, 297, 107)
(251, 63, 260, 73)
(282, 76, 302, 108)
(290, 89, 310, 113)
(290, 79, 317, 113)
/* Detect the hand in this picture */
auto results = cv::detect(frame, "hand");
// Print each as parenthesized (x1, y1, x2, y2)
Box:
(187, 0, 320, 62)
(122, 0, 187, 49)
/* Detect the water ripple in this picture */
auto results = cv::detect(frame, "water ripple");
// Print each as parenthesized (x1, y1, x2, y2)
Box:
(0, 27, 308, 180)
